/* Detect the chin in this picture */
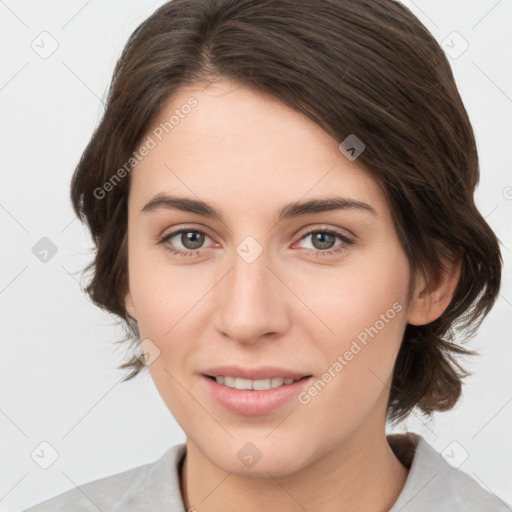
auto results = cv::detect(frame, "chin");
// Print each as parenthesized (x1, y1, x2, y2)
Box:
(202, 438, 311, 478)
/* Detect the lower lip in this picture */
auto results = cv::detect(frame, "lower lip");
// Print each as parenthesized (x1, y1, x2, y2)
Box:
(202, 375, 313, 416)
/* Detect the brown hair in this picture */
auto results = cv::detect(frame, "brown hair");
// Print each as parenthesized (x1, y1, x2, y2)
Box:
(70, 0, 502, 423)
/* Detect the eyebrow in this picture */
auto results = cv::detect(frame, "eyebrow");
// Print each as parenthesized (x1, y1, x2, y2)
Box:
(140, 193, 378, 221)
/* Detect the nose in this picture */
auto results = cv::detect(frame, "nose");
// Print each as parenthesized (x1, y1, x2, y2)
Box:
(213, 238, 290, 345)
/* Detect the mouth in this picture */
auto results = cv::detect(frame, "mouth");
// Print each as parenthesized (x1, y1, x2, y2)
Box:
(202, 374, 315, 416)
(203, 374, 312, 391)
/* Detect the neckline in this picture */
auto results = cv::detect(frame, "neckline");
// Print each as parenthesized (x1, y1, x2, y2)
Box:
(387, 431, 417, 469)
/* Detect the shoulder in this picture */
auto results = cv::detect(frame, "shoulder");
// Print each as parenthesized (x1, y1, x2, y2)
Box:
(23, 464, 148, 512)
(389, 433, 511, 512)
(23, 443, 187, 512)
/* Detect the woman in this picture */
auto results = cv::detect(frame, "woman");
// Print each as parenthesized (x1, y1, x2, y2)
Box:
(24, 0, 509, 510)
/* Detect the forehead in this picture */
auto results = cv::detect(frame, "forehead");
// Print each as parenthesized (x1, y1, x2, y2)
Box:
(128, 80, 387, 218)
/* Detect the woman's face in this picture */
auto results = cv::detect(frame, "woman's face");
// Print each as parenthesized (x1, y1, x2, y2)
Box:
(124, 79, 415, 476)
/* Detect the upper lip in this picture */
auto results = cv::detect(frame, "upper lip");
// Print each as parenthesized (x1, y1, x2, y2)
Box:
(202, 365, 312, 380)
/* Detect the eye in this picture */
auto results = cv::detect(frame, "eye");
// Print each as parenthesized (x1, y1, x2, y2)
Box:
(158, 225, 355, 258)
(158, 227, 214, 258)
(294, 227, 354, 257)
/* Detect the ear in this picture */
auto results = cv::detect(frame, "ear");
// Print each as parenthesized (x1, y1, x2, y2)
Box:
(407, 255, 461, 326)
(124, 289, 138, 321)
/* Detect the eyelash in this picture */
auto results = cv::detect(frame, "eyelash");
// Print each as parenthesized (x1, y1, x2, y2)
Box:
(158, 226, 354, 258)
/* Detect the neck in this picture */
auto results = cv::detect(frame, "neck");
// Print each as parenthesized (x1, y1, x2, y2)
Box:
(180, 426, 409, 512)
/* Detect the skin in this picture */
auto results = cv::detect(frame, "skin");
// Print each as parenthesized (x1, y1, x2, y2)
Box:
(124, 80, 460, 512)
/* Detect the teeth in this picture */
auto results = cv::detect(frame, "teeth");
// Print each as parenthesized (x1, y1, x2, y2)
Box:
(214, 376, 300, 390)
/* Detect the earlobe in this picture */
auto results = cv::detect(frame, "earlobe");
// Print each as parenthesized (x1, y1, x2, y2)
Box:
(407, 257, 461, 326)
(124, 290, 137, 321)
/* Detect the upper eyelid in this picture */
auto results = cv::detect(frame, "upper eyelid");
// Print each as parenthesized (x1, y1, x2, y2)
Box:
(295, 224, 354, 240)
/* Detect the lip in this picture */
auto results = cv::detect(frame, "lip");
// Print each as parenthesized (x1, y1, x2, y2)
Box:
(202, 374, 314, 416)
(202, 365, 311, 380)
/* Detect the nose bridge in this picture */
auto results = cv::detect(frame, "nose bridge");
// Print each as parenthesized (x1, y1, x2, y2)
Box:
(213, 233, 286, 342)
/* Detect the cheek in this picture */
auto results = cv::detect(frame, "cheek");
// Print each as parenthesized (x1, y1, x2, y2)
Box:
(293, 243, 410, 409)
(292, 246, 409, 347)
(127, 243, 217, 397)
(128, 240, 209, 337)
(128, 255, 208, 412)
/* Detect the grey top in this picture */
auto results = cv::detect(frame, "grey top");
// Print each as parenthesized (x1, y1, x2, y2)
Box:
(24, 433, 511, 511)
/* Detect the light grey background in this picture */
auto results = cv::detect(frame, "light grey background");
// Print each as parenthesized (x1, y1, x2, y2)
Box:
(1, 1, 511, 510)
